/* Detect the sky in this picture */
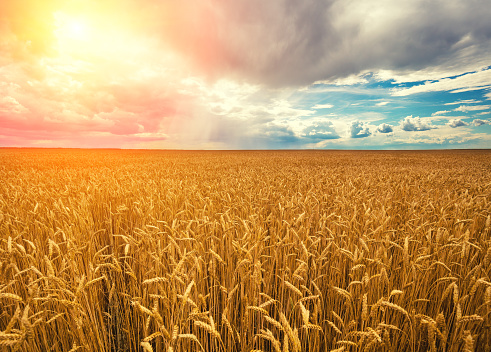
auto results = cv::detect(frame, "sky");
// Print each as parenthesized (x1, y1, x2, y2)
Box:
(1, 0, 491, 149)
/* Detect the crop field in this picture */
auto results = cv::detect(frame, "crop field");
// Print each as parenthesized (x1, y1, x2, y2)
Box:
(1, 149, 491, 352)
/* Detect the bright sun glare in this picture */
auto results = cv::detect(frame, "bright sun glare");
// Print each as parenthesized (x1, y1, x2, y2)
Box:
(54, 12, 91, 41)
(51, 9, 151, 73)
(66, 21, 88, 40)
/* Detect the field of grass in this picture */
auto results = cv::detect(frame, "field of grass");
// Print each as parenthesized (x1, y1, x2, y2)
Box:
(1, 149, 491, 352)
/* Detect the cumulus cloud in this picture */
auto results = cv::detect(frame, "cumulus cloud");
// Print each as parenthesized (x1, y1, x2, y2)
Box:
(473, 119, 491, 126)
(302, 121, 340, 141)
(400, 116, 435, 131)
(447, 119, 468, 128)
(349, 121, 371, 138)
(376, 123, 393, 133)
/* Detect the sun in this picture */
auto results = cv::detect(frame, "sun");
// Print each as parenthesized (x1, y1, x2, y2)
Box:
(48, 8, 159, 80)
(54, 12, 91, 42)
(65, 20, 89, 41)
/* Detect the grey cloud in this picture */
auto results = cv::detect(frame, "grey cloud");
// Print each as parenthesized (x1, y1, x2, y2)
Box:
(149, 0, 491, 86)
(208, 114, 302, 149)
(208, 115, 341, 148)
(349, 121, 371, 138)
(447, 119, 468, 128)
(2, 0, 491, 88)
(400, 116, 435, 131)
(264, 125, 299, 143)
(241, 125, 302, 149)
(473, 119, 491, 126)
(376, 123, 393, 133)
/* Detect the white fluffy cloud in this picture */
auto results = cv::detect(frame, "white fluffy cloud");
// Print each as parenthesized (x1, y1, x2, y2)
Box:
(473, 119, 491, 126)
(447, 119, 468, 128)
(302, 121, 340, 141)
(376, 123, 393, 133)
(400, 116, 435, 131)
(349, 121, 371, 138)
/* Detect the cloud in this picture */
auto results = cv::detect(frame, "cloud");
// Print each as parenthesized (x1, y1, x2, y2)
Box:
(392, 69, 491, 96)
(390, 132, 485, 146)
(142, 0, 491, 86)
(0, 96, 29, 114)
(302, 121, 340, 141)
(1, 0, 491, 89)
(473, 119, 491, 126)
(315, 73, 370, 86)
(454, 104, 490, 112)
(313, 103, 334, 109)
(431, 110, 451, 116)
(1, 0, 491, 150)
(376, 123, 393, 133)
(444, 99, 482, 105)
(400, 116, 435, 131)
(260, 125, 300, 144)
(349, 121, 371, 138)
(447, 119, 468, 128)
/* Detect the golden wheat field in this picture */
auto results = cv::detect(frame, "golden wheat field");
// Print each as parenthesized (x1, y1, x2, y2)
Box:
(1, 149, 491, 352)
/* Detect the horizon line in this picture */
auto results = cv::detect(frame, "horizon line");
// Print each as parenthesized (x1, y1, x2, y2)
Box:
(1, 147, 490, 152)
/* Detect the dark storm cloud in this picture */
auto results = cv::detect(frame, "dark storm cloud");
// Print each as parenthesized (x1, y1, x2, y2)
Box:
(149, 0, 491, 86)
(3, 0, 490, 87)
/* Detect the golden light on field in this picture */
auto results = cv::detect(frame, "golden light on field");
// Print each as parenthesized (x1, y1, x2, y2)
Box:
(1, 149, 490, 351)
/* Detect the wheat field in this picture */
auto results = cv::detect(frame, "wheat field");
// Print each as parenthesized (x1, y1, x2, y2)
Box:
(1, 149, 490, 352)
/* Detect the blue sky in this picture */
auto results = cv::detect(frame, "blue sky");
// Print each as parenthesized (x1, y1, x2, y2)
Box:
(281, 67, 491, 149)
(0, 0, 490, 149)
